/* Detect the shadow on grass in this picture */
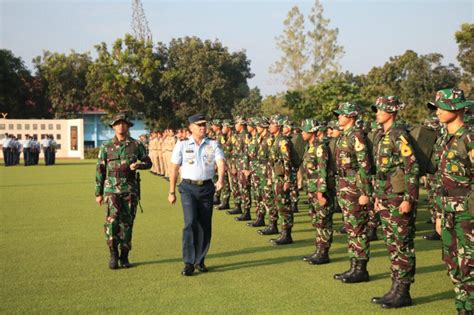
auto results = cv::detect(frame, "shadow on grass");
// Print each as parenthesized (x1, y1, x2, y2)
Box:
(413, 290, 453, 306)
(0, 181, 90, 188)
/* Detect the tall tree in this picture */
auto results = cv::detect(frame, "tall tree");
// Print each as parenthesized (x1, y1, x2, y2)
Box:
(232, 87, 263, 118)
(306, 0, 344, 84)
(33, 50, 91, 118)
(86, 34, 164, 125)
(454, 23, 473, 97)
(270, 6, 308, 91)
(161, 36, 253, 123)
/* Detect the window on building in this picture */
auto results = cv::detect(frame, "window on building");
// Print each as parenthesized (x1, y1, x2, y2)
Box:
(17, 134, 22, 140)
(17, 124, 22, 130)
(56, 144, 61, 150)
(9, 124, 14, 130)
(0, 134, 4, 140)
(0, 124, 5, 130)
(33, 134, 38, 139)
(33, 124, 38, 130)
(56, 124, 61, 130)
(40, 124, 45, 130)
(25, 124, 30, 130)
(70, 126, 78, 150)
(48, 124, 53, 130)
(41, 134, 46, 140)
(56, 134, 61, 140)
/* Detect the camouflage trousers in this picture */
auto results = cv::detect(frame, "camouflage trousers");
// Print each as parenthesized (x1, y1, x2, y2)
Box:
(269, 176, 293, 229)
(104, 193, 137, 250)
(238, 169, 252, 211)
(250, 162, 269, 217)
(289, 169, 299, 207)
(230, 166, 241, 206)
(378, 197, 416, 283)
(426, 174, 441, 223)
(436, 195, 473, 311)
(217, 169, 231, 203)
(367, 201, 380, 230)
(308, 191, 333, 249)
(337, 191, 370, 260)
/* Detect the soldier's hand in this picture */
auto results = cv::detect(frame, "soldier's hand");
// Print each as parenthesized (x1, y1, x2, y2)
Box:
(130, 162, 139, 171)
(399, 200, 412, 214)
(283, 182, 290, 192)
(96, 195, 103, 206)
(359, 195, 369, 206)
(420, 176, 427, 187)
(243, 170, 251, 177)
(168, 193, 176, 205)
(374, 198, 380, 212)
(435, 218, 441, 235)
(317, 192, 327, 206)
(215, 179, 224, 191)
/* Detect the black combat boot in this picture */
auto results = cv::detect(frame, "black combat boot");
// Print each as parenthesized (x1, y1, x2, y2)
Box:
(302, 249, 319, 262)
(372, 279, 398, 304)
(247, 215, 265, 227)
(308, 248, 330, 265)
(423, 231, 441, 241)
(339, 225, 347, 234)
(226, 203, 242, 215)
(119, 246, 131, 268)
(109, 245, 119, 270)
(334, 258, 356, 280)
(367, 228, 378, 241)
(213, 194, 221, 205)
(381, 282, 412, 309)
(216, 198, 230, 210)
(235, 209, 251, 221)
(258, 221, 279, 235)
(270, 228, 293, 245)
(341, 259, 369, 283)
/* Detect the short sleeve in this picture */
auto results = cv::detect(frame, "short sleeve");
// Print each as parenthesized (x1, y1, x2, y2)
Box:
(171, 141, 183, 165)
(214, 141, 225, 161)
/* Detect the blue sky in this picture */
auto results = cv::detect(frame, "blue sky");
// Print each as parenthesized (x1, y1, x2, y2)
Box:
(1, 0, 472, 96)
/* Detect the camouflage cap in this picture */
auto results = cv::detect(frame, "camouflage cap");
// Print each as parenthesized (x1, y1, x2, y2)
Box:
(234, 116, 247, 125)
(222, 119, 233, 128)
(247, 117, 257, 127)
(283, 119, 294, 129)
(327, 120, 339, 130)
(211, 119, 222, 126)
(317, 121, 328, 132)
(423, 116, 440, 130)
(427, 88, 474, 111)
(109, 113, 134, 128)
(300, 119, 318, 133)
(372, 96, 406, 113)
(333, 102, 359, 117)
(269, 114, 288, 126)
(256, 116, 270, 128)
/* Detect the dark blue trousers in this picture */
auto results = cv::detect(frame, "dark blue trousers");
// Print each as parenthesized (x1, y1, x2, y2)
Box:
(178, 180, 215, 265)
(3, 148, 9, 166)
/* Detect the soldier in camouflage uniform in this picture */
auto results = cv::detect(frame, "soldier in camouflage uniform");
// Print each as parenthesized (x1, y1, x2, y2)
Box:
(216, 119, 233, 210)
(95, 114, 152, 269)
(257, 114, 294, 245)
(429, 88, 473, 315)
(211, 119, 224, 206)
(332, 102, 373, 284)
(283, 120, 305, 213)
(248, 117, 274, 228)
(227, 117, 252, 221)
(300, 119, 334, 264)
(371, 96, 419, 309)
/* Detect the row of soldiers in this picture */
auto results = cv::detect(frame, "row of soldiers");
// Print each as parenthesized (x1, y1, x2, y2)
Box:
(189, 88, 471, 313)
(1, 133, 57, 166)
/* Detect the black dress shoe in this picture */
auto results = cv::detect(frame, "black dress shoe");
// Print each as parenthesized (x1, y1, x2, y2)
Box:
(195, 263, 208, 272)
(423, 232, 441, 241)
(181, 263, 195, 276)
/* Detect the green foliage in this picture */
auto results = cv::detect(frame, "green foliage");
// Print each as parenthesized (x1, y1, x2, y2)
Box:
(84, 147, 100, 159)
(260, 94, 293, 117)
(232, 87, 263, 118)
(0, 49, 52, 118)
(161, 36, 253, 123)
(454, 23, 473, 97)
(34, 50, 92, 118)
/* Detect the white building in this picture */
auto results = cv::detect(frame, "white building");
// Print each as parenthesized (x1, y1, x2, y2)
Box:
(0, 118, 84, 159)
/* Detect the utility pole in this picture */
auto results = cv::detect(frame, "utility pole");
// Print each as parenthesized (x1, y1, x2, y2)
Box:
(131, 0, 152, 42)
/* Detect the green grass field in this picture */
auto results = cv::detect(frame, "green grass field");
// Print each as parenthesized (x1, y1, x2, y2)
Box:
(0, 160, 455, 314)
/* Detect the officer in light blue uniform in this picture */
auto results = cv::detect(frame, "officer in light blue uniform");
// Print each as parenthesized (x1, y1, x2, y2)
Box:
(23, 135, 32, 166)
(2, 134, 12, 166)
(42, 137, 51, 165)
(168, 113, 225, 276)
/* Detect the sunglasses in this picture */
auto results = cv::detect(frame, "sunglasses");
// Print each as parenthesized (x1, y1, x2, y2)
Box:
(195, 122, 207, 127)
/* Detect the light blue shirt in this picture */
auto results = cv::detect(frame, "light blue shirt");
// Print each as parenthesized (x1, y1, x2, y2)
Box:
(23, 139, 31, 148)
(2, 138, 12, 148)
(171, 136, 224, 181)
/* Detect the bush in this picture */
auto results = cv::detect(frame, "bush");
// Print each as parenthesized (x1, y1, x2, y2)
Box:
(85, 147, 100, 159)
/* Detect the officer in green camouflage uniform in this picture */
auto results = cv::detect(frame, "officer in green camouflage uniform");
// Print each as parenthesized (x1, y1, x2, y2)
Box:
(226, 121, 243, 215)
(258, 115, 294, 245)
(371, 96, 419, 309)
(216, 119, 233, 210)
(301, 119, 333, 264)
(332, 102, 372, 284)
(95, 114, 152, 269)
(249, 117, 274, 228)
(227, 117, 252, 221)
(430, 88, 473, 315)
(245, 118, 263, 226)
(211, 119, 224, 206)
(422, 115, 443, 241)
(283, 120, 303, 213)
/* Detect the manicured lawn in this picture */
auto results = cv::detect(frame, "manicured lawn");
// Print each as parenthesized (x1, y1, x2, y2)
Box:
(0, 160, 453, 314)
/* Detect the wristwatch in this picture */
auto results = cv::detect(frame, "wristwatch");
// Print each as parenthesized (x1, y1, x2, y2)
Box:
(169, 192, 176, 195)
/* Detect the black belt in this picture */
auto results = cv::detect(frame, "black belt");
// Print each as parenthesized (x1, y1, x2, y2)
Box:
(440, 187, 470, 197)
(182, 178, 213, 186)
